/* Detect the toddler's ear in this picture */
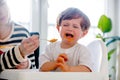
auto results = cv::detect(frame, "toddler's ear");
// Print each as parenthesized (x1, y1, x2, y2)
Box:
(82, 30, 88, 37)
(56, 25, 60, 31)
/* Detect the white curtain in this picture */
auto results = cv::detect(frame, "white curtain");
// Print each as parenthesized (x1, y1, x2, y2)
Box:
(106, 0, 120, 80)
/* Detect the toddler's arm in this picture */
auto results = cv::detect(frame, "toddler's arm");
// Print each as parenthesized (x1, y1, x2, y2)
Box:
(40, 53, 68, 71)
(58, 65, 91, 72)
(56, 54, 91, 72)
(40, 61, 58, 71)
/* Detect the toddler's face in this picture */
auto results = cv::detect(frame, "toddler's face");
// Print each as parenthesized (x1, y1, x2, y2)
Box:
(57, 18, 87, 43)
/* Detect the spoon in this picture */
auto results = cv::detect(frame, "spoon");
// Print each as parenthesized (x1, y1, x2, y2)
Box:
(41, 38, 58, 43)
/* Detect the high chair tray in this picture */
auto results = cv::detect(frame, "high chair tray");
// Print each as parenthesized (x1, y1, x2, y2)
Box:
(0, 69, 107, 80)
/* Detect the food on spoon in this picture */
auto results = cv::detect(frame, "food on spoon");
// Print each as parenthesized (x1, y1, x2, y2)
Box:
(48, 38, 58, 43)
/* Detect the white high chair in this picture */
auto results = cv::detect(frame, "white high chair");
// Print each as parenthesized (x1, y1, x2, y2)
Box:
(87, 39, 109, 80)
(0, 39, 109, 80)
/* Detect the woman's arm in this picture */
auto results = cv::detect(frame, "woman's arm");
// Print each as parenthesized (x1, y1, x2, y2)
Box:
(0, 46, 27, 72)
(0, 35, 39, 72)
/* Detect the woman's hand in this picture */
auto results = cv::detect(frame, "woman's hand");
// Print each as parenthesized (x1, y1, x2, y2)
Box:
(16, 60, 29, 69)
(19, 35, 39, 57)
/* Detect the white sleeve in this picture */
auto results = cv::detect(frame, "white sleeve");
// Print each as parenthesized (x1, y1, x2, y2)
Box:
(78, 47, 94, 72)
(39, 44, 53, 68)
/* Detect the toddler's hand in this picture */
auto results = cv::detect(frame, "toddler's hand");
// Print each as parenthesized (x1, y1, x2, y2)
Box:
(16, 60, 29, 69)
(57, 53, 68, 62)
(56, 53, 70, 71)
(19, 35, 39, 57)
(57, 62, 70, 72)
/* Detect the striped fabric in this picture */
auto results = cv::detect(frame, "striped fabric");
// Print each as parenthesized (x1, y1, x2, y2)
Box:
(0, 23, 36, 72)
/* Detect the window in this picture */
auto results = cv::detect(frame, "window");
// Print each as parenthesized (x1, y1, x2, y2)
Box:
(7, 0, 32, 31)
(47, 0, 105, 44)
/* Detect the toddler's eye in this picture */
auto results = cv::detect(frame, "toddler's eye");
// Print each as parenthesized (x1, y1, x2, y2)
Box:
(63, 24, 69, 27)
(73, 26, 79, 28)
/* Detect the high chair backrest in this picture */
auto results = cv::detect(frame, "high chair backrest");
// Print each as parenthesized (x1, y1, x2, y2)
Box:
(30, 32, 40, 69)
(87, 39, 108, 80)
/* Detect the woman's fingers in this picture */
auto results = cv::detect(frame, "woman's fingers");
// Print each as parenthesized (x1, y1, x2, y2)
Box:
(19, 35, 39, 56)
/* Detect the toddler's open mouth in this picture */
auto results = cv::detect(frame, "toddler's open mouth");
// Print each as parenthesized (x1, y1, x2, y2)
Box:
(66, 33, 74, 37)
(64, 33, 74, 42)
